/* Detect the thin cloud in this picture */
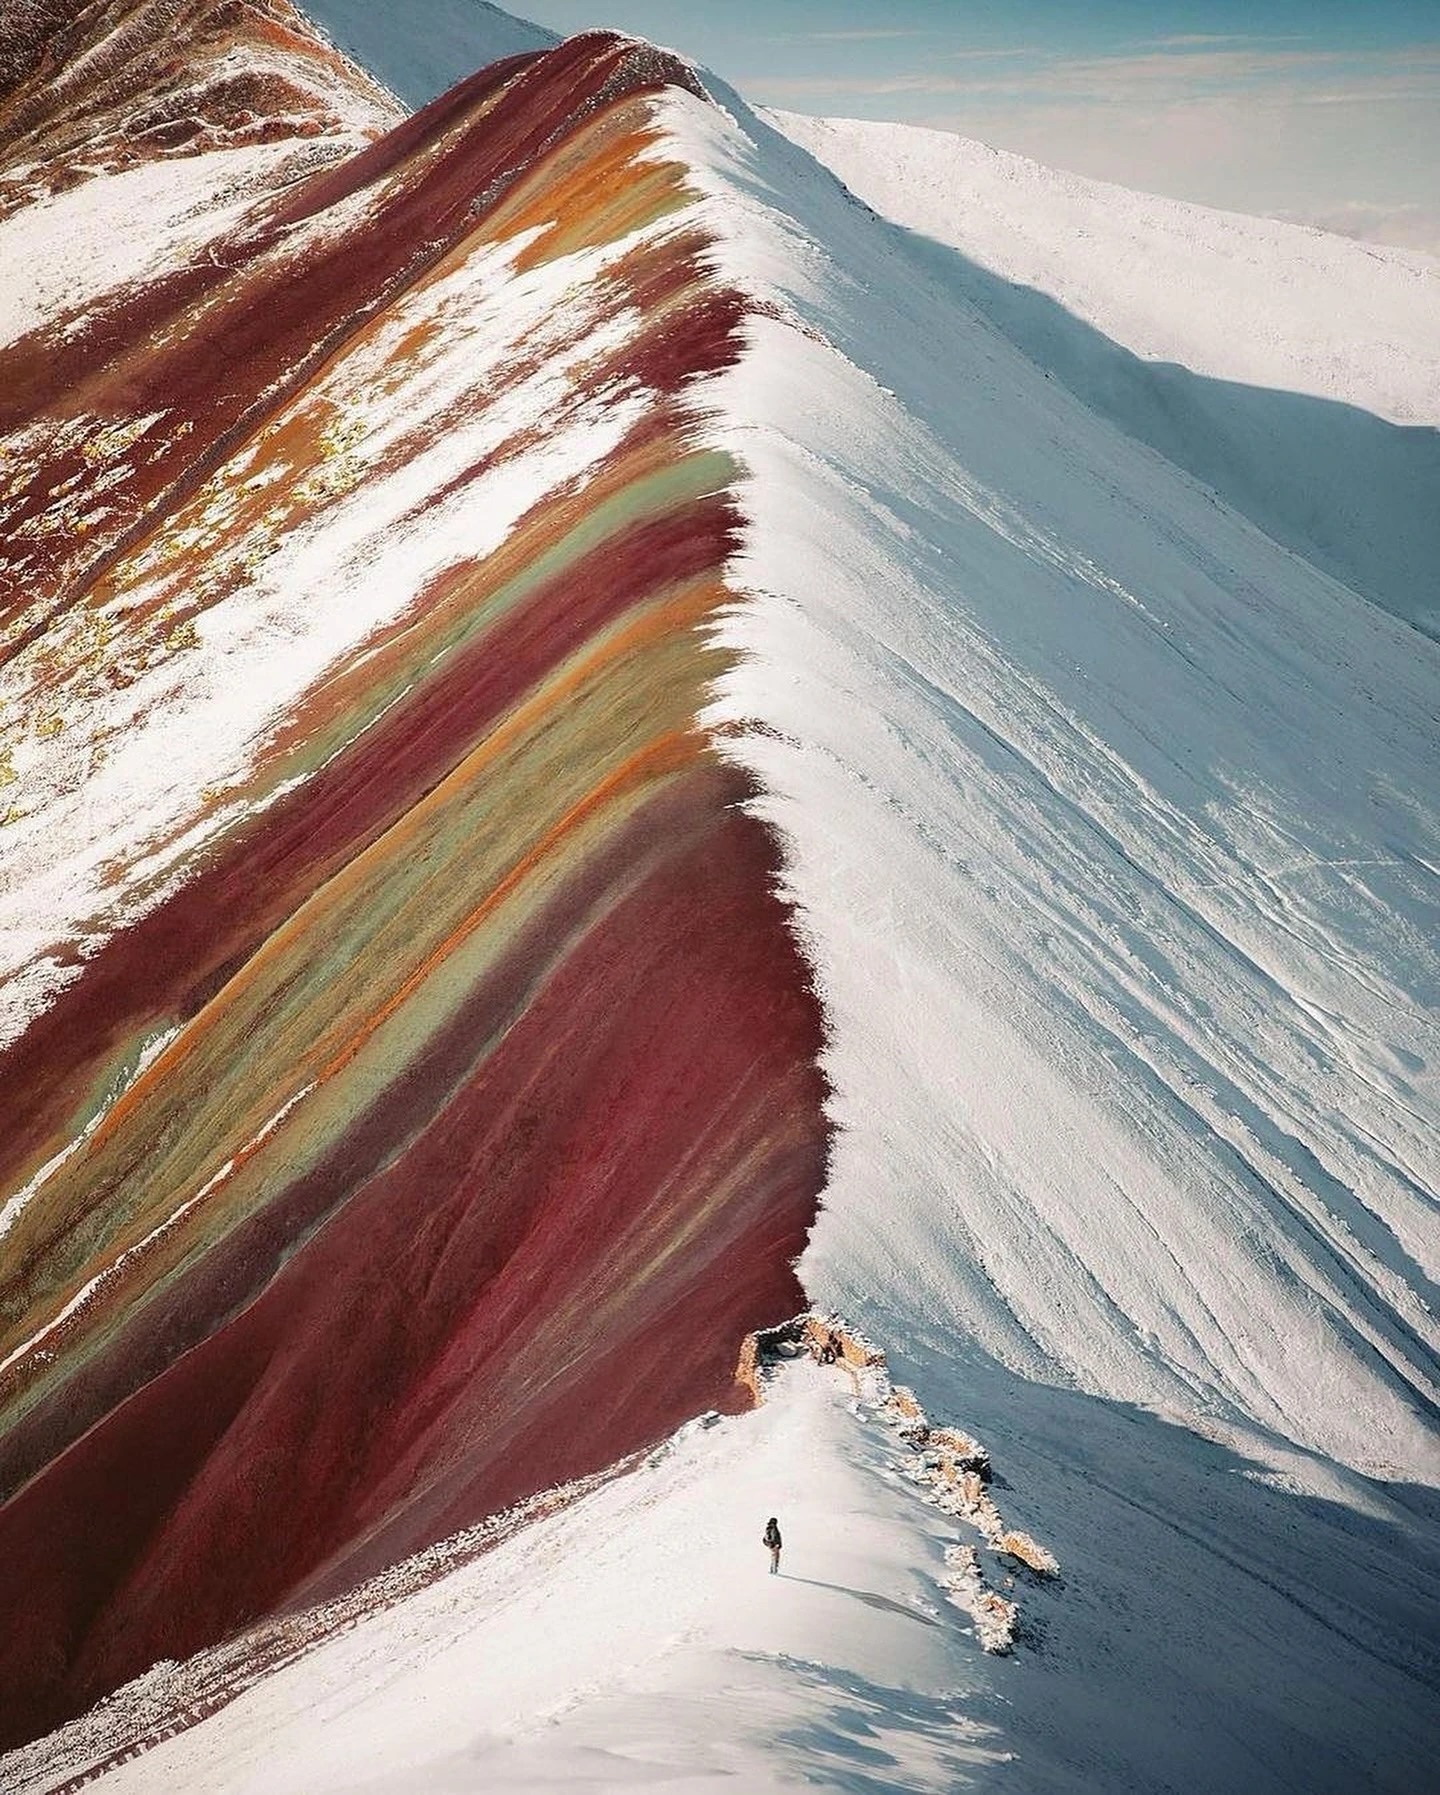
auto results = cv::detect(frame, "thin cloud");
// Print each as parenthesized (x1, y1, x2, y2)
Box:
(810, 29, 930, 41)
(1276, 200, 1440, 255)
(761, 28, 932, 44)
(746, 72, 1011, 99)
(746, 43, 1440, 108)
(1042, 46, 1420, 85)
(1295, 81, 1440, 105)
(1134, 33, 1308, 51)
(938, 48, 1046, 64)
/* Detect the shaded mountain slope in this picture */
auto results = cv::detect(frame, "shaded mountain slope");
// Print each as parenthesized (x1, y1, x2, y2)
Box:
(0, 21, 828, 1750)
(301, 0, 557, 111)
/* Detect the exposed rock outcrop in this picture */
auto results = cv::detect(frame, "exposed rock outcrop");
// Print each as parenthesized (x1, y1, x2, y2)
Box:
(740, 1311, 1058, 1654)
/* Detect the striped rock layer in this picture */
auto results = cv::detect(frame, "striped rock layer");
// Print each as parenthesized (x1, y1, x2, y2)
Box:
(0, 23, 829, 1750)
(0, 0, 397, 217)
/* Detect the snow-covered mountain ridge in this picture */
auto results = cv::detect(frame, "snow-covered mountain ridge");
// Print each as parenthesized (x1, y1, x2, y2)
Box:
(663, 82, 1437, 1469)
(770, 111, 1440, 427)
(300, 0, 556, 110)
(1, 5, 1436, 1790)
(771, 110, 1440, 642)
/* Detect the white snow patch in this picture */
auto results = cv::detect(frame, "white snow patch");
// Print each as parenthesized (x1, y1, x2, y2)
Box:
(299, 0, 557, 111)
(0, 143, 369, 351)
(0, 218, 652, 1049)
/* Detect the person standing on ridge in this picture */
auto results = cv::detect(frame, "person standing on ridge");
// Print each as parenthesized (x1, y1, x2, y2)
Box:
(763, 1516, 782, 1574)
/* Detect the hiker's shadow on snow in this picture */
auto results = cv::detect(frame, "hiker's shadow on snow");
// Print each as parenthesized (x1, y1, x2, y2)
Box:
(780, 1574, 940, 1626)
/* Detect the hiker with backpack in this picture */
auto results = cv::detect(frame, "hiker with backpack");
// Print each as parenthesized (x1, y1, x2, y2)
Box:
(763, 1516, 782, 1574)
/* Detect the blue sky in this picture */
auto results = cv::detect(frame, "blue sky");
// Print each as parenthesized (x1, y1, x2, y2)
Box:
(519, 1, 1440, 250)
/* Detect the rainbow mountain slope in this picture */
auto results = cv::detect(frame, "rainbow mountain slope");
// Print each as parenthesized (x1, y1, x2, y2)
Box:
(0, 10, 827, 1749)
(0, 0, 397, 217)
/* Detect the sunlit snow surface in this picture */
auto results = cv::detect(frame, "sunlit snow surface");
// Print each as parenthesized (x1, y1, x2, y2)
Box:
(771, 112, 1440, 646)
(17, 1362, 1437, 1795)
(12, 1368, 1017, 1795)
(768, 112, 1440, 428)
